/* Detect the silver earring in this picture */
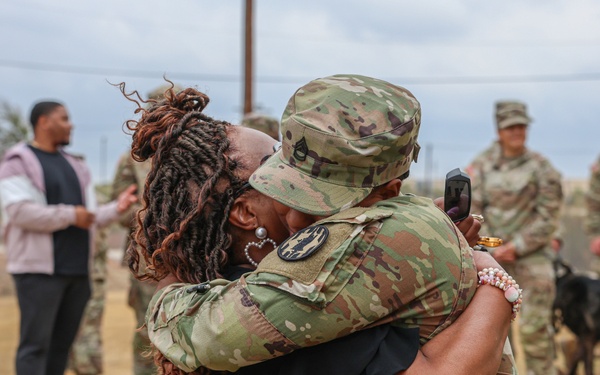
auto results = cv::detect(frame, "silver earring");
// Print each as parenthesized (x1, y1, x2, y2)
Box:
(244, 227, 277, 268)
(255, 227, 268, 239)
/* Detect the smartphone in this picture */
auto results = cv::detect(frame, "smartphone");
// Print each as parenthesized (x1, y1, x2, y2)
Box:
(444, 168, 471, 223)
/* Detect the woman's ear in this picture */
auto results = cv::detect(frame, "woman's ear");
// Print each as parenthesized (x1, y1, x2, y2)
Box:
(228, 196, 258, 231)
(380, 178, 402, 198)
(360, 179, 403, 207)
(359, 178, 402, 207)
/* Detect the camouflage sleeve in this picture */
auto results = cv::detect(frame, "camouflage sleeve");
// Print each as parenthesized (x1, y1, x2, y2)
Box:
(146, 280, 298, 372)
(466, 158, 484, 215)
(146, 218, 375, 372)
(111, 153, 140, 228)
(586, 158, 600, 236)
(511, 160, 563, 257)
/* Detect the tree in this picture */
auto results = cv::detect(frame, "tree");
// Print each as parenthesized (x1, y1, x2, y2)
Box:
(0, 101, 29, 157)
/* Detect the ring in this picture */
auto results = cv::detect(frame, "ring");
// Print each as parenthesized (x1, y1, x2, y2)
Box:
(471, 214, 484, 223)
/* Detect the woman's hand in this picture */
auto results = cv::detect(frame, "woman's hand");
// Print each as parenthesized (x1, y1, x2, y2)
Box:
(433, 197, 482, 246)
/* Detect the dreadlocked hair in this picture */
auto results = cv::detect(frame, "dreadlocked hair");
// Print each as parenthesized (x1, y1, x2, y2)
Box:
(120, 82, 248, 284)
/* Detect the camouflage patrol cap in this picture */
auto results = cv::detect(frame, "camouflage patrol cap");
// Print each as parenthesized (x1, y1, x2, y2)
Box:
(241, 113, 280, 140)
(249, 74, 421, 216)
(495, 100, 532, 130)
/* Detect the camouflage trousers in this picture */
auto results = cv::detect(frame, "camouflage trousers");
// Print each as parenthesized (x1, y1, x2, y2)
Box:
(69, 233, 108, 375)
(69, 273, 106, 374)
(505, 252, 556, 375)
(129, 275, 157, 375)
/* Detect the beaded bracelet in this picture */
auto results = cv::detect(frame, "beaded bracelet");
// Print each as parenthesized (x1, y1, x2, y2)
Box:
(477, 268, 523, 321)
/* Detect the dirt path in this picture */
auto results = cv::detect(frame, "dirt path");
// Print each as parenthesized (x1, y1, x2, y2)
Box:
(0, 290, 135, 375)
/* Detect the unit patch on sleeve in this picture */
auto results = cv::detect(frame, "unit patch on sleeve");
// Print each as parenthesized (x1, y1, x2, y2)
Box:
(277, 225, 329, 261)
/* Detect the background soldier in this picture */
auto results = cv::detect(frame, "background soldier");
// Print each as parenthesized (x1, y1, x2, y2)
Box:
(240, 112, 280, 141)
(467, 100, 563, 375)
(586, 156, 600, 272)
(69, 190, 109, 375)
(112, 152, 154, 375)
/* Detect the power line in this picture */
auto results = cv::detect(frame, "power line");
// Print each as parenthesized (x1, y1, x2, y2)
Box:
(0, 59, 241, 83)
(3, 59, 600, 86)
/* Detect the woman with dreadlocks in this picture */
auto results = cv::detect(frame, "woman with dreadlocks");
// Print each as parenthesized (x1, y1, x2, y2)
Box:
(126, 88, 288, 286)
(124, 82, 516, 375)
(123, 84, 289, 375)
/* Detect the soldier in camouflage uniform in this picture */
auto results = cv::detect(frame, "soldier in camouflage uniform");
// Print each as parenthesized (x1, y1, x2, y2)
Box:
(69, 194, 109, 375)
(240, 112, 280, 141)
(112, 152, 156, 375)
(467, 100, 562, 375)
(586, 156, 600, 273)
(133, 75, 517, 374)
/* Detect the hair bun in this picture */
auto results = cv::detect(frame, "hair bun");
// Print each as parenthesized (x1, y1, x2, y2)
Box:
(126, 87, 211, 162)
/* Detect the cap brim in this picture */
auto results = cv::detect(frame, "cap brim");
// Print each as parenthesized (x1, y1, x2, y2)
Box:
(498, 116, 531, 130)
(249, 150, 371, 216)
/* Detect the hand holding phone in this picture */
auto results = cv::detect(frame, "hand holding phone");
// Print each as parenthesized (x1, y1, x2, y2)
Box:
(444, 168, 503, 249)
(444, 168, 471, 223)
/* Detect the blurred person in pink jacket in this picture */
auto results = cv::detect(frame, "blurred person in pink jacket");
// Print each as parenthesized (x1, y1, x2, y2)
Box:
(0, 100, 136, 375)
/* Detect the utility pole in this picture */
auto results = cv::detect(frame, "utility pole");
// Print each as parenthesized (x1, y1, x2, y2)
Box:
(243, 0, 254, 115)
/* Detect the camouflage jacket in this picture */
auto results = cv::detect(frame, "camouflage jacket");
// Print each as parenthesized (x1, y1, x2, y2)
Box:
(111, 152, 151, 231)
(586, 157, 600, 236)
(467, 141, 563, 257)
(111, 152, 152, 270)
(146, 194, 478, 372)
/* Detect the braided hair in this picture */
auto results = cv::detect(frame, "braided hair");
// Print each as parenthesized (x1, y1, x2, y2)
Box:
(121, 83, 248, 285)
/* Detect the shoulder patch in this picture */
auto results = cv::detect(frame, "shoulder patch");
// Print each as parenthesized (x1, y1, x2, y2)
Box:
(278, 225, 329, 261)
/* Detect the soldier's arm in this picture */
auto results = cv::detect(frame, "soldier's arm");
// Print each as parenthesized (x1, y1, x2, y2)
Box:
(511, 161, 563, 257)
(147, 278, 298, 372)
(465, 161, 484, 215)
(146, 219, 407, 372)
(148, 251, 513, 375)
(586, 159, 600, 254)
(586, 159, 600, 235)
(111, 154, 141, 228)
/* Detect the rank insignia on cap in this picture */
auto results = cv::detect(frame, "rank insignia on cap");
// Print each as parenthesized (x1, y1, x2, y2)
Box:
(293, 137, 308, 161)
(278, 225, 329, 261)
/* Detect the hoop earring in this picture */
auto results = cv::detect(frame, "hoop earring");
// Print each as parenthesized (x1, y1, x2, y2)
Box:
(244, 226, 277, 268)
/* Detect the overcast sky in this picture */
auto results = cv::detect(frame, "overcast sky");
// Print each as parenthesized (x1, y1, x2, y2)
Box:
(1, 0, 599, 185)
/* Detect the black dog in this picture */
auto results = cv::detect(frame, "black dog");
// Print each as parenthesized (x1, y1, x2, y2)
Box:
(553, 257, 600, 375)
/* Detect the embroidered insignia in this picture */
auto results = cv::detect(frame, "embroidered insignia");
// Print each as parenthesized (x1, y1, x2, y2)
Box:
(293, 137, 309, 161)
(278, 225, 329, 261)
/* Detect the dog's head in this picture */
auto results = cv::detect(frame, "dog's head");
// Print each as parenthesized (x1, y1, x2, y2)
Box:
(553, 256, 575, 331)
(554, 256, 574, 283)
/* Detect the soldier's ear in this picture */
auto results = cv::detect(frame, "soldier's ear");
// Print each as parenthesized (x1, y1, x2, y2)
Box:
(359, 179, 402, 207)
(380, 179, 402, 198)
(228, 195, 258, 231)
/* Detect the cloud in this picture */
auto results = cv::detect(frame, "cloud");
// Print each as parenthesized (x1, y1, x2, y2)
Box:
(1, 0, 599, 181)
